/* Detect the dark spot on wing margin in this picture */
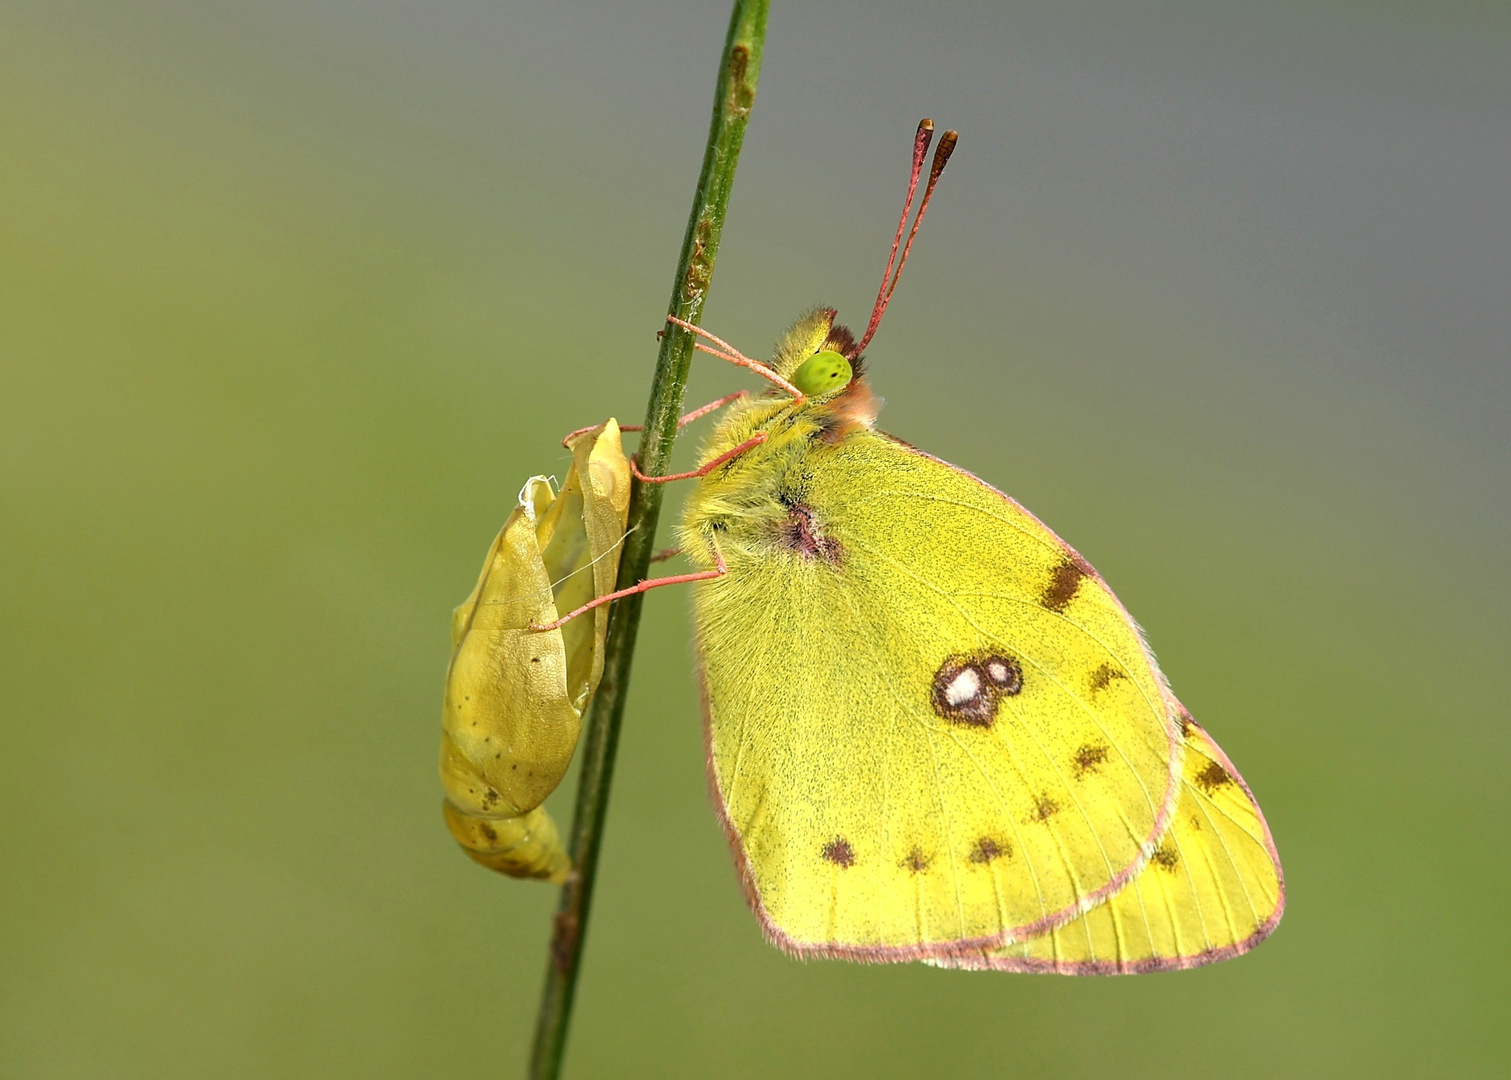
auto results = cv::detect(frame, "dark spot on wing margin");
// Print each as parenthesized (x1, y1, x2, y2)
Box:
(1040, 558, 1090, 612)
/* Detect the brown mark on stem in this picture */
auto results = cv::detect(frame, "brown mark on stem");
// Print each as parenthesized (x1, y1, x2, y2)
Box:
(683, 218, 714, 302)
(549, 911, 579, 975)
(728, 45, 754, 116)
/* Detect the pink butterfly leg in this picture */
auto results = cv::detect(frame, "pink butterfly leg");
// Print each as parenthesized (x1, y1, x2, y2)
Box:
(529, 539, 726, 632)
(630, 431, 767, 484)
(664, 316, 806, 403)
(559, 389, 749, 448)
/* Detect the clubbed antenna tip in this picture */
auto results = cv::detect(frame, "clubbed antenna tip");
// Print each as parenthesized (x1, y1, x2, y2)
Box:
(849, 120, 958, 359)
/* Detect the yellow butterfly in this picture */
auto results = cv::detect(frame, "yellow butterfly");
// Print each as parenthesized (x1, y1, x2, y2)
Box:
(440, 420, 631, 882)
(560, 121, 1282, 970)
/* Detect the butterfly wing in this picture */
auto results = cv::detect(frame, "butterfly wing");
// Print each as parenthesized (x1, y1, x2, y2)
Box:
(688, 429, 1182, 959)
(934, 711, 1284, 972)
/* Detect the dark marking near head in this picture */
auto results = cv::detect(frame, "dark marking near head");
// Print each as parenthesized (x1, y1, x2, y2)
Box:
(823, 322, 857, 362)
(1040, 558, 1088, 613)
(901, 847, 930, 874)
(1195, 761, 1232, 794)
(483, 788, 500, 807)
(821, 837, 855, 868)
(1031, 796, 1060, 822)
(1089, 663, 1125, 692)
(813, 381, 880, 444)
(1073, 743, 1110, 779)
(1151, 842, 1180, 872)
(814, 410, 848, 443)
(1176, 709, 1195, 739)
(780, 504, 843, 566)
(969, 837, 1010, 864)
(480, 822, 498, 843)
(805, 321, 877, 445)
(930, 654, 1021, 727)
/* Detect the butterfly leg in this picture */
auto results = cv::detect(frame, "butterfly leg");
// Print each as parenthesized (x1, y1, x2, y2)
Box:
(674, 389, 749, 427)
(665, 315, 806, 402)
(560, 391, 749, 448)
(630, 431, 767, 484)
(529, 540, 726, 632)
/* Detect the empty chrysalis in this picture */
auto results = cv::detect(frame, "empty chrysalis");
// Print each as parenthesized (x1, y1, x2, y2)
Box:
(439, 420, 631, 882)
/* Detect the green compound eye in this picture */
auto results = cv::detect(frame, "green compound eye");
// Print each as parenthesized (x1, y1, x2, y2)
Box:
(790, 349, 853, 397)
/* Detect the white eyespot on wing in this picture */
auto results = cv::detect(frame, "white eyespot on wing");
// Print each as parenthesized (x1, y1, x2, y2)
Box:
(945, 667, 982, 707)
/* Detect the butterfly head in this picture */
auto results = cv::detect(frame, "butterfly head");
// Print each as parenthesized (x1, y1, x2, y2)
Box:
(764, 307, 879, 442)
(772, 307, 860, 390)
(791, 348, 852, 397)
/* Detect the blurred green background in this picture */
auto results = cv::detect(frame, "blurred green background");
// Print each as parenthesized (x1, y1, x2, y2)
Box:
(3, 2, 1507, 1077)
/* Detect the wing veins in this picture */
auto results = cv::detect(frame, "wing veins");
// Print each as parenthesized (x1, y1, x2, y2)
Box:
(1191, 781, 1266, 928)
(851, 540, 1164, 825)
(868, 489, 1072, 563)
(845, 597, 1054, 936)
(841, 583, 970, 944)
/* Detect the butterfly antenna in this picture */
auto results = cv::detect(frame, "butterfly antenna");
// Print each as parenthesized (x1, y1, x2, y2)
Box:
(851, 120, 932, 358)
(849, 120, 958, 360)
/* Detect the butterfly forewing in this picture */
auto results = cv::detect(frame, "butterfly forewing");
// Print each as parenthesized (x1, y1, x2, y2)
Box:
(691, 430, 1182, 958)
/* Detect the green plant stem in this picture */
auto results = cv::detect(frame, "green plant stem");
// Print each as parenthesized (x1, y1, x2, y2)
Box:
(526, 3, 767, 1077)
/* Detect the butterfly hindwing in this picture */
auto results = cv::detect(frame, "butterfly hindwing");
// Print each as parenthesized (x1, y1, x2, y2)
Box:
(687, 426, 1182, 958)
(933, 712, 1284, 973)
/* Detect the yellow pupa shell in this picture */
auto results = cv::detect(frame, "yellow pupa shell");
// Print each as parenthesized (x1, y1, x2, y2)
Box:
(439, 420, 631, 883)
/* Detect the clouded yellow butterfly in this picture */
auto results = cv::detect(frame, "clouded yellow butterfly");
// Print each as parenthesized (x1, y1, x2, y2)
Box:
(540, 120, 1282, 970)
